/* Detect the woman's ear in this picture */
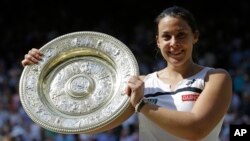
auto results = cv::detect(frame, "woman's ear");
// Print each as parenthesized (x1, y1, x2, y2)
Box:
(156, 35, 160, 48)
(193, 31, 199, 44)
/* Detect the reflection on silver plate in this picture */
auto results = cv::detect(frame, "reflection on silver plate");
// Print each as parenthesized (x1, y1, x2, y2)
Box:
(19, 31, 139, 134)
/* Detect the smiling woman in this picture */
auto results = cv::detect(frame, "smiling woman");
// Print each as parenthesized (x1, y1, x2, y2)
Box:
(125, 6, 232, 141)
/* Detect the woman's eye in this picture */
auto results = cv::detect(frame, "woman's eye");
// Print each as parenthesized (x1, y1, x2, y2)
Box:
(177, 32, 186, 39)
(163, 35, 171, 40)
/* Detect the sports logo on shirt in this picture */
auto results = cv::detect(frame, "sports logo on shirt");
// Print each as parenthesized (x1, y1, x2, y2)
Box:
(182, 94, 199, 101)
(186, 79, 196, 86)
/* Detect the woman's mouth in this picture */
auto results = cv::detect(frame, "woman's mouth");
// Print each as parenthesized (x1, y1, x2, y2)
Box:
(168, 50, 184, 57)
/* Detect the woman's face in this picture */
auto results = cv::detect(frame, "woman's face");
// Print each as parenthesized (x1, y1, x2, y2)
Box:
(156, 16, 199, 67)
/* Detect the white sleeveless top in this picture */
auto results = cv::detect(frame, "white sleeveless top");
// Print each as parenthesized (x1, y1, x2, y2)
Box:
(138, 67, 223, 141)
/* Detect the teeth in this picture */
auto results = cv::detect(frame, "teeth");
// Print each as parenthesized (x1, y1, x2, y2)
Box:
(172, 52, 180, 55)
(170, 51, 182, 55)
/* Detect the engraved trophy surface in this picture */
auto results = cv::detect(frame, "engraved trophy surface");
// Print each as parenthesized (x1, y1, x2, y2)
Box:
(19, 31, 139, 134)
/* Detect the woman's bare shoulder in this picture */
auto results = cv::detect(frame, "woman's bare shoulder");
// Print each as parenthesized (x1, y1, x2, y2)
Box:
(207, 68, 231, 77)
(205, 68, 232, 83)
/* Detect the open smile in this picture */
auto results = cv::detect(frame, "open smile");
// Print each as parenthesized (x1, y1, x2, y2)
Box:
(168, 50, 184, 57)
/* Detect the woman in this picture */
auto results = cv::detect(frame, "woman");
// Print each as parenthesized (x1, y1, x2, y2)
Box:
(22, 6, 232, 141)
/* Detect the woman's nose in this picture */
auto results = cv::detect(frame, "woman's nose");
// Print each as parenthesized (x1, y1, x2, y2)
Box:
(169, 36, 178, 47)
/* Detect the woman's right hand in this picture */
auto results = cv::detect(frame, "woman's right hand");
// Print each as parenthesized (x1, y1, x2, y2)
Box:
(21, 48, 43, 67)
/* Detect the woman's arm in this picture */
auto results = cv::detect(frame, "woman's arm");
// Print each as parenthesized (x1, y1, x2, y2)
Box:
(139, 69, 232, 140)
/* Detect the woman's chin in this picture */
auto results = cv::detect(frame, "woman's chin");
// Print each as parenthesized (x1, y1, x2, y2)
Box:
(169, 59, 184, 67)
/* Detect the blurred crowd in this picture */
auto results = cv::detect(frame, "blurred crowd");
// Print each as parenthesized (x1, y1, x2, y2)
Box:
(0, 0, 250, 141)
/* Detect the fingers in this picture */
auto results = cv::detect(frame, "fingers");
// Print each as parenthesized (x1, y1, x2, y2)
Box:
(21, 48, 43, 67)
(126, 75, 145, 107)
(29, 48, 43, 59)
(127, 76, 143, 88)
(125, 75, 144, 95)
(21, 59, 33, 67)
(124, 86, 132, 96)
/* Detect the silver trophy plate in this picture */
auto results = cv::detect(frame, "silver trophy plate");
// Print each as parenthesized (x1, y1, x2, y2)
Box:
(19, 31, 139, 134)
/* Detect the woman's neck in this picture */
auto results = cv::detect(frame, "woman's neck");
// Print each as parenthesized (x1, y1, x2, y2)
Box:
(163, 62, 202, 79)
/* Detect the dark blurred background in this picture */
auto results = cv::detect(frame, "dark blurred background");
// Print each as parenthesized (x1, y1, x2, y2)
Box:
(0, 0, 250, 141)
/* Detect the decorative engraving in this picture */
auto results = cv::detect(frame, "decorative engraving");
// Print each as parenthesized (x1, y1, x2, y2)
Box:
(96, 39, 103, 48)
(69, 76, 91, 95)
